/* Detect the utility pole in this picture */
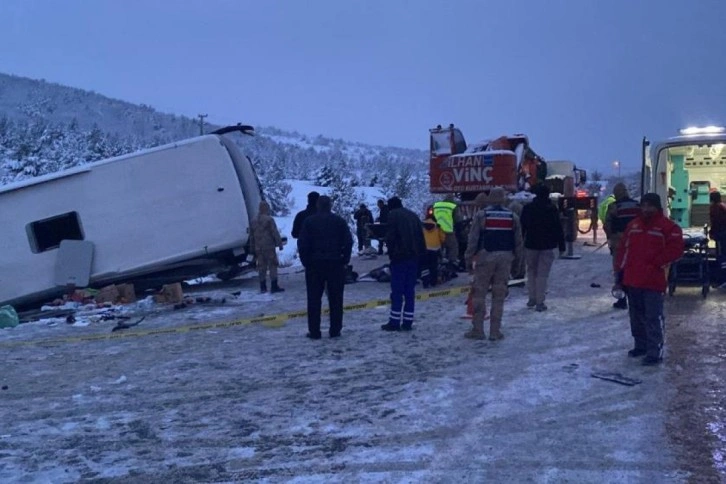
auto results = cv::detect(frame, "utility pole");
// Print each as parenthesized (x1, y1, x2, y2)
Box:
(197, 113, 208, 135)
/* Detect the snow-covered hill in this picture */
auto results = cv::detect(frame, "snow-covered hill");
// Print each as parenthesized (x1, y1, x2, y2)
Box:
(0, 72, 431, 217)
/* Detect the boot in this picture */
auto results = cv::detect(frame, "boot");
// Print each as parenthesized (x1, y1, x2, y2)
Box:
(613, 298, 627, 310)
(488, 331, 505, 341)
(271, 279, 285, 293)
(260, 281, 267, 293)
(488, 319, 504, 341)
(464, 321, 486, 340)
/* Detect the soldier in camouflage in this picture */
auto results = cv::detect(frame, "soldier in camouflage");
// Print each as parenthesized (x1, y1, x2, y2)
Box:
(250, 201, 285, 293)
(464, 187, 524, 341)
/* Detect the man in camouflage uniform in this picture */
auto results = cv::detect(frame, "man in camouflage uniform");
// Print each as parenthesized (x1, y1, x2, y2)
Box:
(464, 187, 523, 341)
(250, 201, 285, 293)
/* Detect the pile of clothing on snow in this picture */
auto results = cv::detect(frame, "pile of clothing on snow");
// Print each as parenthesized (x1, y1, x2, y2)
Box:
(359, 261, 458, 286)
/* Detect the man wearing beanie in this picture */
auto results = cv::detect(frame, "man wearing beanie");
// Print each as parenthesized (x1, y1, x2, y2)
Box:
(614, 193, 684, 366)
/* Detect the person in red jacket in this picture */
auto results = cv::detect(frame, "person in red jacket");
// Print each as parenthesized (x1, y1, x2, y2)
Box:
(614, 193, 684, 366)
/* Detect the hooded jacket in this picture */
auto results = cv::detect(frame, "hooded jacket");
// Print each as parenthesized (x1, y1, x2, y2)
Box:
(250, 202, 282, 254)
(423, 217, 446, 250)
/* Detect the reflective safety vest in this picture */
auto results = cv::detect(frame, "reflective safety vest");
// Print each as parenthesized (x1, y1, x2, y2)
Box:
(611, 198, 640, 234)
(478, 207, 515, 252)
(433, 200, 457, 233)
(598, 195, 615, 224)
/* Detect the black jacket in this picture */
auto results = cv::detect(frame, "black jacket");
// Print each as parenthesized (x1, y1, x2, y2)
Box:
(386, 207, 426, 263)
(298, 211, 354, 267)
(354, 207, 373, 230)
(377, 204, 389, 223)
(520, 197, 566, 251)
(291, 205, 316, 239)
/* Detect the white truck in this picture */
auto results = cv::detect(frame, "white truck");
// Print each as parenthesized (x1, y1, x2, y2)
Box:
(0, 125, 264, 309)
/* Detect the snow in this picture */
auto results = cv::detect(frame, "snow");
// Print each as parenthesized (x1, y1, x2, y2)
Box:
(509, 190, 535, 201)
(452, 149, 515, 157)
(1, 238, 722, 481)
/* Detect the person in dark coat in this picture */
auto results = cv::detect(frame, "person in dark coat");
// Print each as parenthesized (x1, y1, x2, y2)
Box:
(519, 184, 565, 311)
(381, 197, 427, 331)
(709, 191, 726, 287)
(376, 199, 389, 255)
(298, 196, 354, 339)
(291, 191, 320, 239)
(604, 182, 641, 309)
(353, 203, 374, 253)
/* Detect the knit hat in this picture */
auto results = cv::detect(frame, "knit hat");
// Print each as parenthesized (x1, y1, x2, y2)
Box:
(488, 187, 506, 205)
(640, 193, 662, 210)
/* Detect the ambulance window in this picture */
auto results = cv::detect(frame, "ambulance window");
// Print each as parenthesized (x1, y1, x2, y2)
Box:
(27, 211, 84, 253)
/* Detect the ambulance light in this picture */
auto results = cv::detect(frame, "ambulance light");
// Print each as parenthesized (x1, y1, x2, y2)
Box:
(679, 126, 726, 135)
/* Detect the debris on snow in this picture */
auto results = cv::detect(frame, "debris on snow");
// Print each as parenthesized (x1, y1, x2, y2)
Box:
(591, 372, 643, 386)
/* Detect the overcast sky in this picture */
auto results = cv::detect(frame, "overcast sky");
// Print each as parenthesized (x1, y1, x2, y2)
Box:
(1, 0, 725, 173)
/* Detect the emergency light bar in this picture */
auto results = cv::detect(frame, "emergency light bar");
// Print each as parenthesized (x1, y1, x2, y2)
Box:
(679, 126, 726, 135)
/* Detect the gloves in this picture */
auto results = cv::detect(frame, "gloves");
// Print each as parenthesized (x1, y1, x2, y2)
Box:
(615, 270, 624, 285)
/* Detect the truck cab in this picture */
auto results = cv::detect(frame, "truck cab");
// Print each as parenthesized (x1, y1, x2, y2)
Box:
(642, 126, 726, 229)
(542, 160, 588, 197)
(428, 124, 544, 196)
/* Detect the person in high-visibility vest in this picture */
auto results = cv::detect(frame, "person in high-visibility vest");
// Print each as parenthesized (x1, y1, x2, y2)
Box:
(598, 193, 616, 225)
(433, 195, 459, 265)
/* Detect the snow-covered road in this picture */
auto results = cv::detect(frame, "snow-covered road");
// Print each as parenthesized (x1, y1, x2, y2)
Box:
(0, 245, 724, 482)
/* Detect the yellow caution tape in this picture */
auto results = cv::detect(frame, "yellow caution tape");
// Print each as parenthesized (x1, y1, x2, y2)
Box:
(1, 285, 472, 348)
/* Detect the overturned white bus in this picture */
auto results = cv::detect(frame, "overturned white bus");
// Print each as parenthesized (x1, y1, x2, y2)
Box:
(0, 126, 264, 309)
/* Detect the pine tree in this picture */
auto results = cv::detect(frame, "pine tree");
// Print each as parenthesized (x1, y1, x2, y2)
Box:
(329, 174, 364, 230)
(261, 163, 293, 216)
(313, 165, 337, 187)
